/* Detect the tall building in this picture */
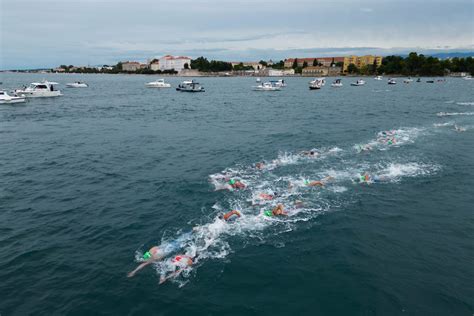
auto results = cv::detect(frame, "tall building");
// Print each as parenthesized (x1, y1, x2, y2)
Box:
(158, 55, 191, 71)
(343, 55, 382, 72)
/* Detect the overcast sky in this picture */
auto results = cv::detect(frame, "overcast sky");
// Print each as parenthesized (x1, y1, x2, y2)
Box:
(1, 0, 473, 69)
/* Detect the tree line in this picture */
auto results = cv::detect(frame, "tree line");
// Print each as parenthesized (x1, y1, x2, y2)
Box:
(346, 52, 474, 76)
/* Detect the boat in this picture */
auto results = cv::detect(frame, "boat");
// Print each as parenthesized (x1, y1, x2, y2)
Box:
(146, 79, 171, 88)
(270, 79, 287, 87)
(426, 80, 434, 83)
(416, 78, 421, 82)
(253, 82, 281, 91)
(463, 75, 472, 80)
(15, 81, 62, 97)
(403, 77, 413, 83)
(310, 78, 326, 86)
(388, 78, 397, 85)
(374, 75, 383, 80)
(309, 78, 324, 90)
(350, 79, 366, 86)
(256, 77, 261, 83)
(331, 79, 343, 87)
(66, 81, 88, 88)
(176, 80, 205, 92)
(0, 90, 26, 104)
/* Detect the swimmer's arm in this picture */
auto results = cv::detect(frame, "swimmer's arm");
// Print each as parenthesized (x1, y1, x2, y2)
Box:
(159, 269, 183, 284)
(127, 261, 153, 278)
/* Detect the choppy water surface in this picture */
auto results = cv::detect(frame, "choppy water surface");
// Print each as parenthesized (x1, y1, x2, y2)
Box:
(1, 73, 473, 315)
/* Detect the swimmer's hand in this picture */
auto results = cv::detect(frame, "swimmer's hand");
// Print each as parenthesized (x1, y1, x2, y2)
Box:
(127, 271, 135, 278)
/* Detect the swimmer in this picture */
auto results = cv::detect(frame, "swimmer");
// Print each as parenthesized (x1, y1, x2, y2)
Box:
(228, 179, 246, 189)
(258, 192, 278, 200)
(454, 124, 466, 132)
(294, 200, 304, 208)
(159, 254, 194, 284)
(358, 172, 386, 184)
(263, 204, 288, 217)
(219, 210, 241, 221)
(304, 176, 334, 187)
(301, 150, 319, 158)
(356, 144, 373, 152)
(255, 162, 265, 170)
(127, 246, 165, 277)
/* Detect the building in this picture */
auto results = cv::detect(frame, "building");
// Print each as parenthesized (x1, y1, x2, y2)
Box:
(122, 61, 147, 72)
(343, 55, 382, 72)
(150, 61, 160, 71)
(302, 66, 342, 76)
(158, 55, 191, 71)
(262, 68, 295, 76)
(284, 57, 344, 68)
(230, 61, 264, 71)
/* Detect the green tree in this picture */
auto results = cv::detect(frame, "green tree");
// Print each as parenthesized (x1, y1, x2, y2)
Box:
(303, 61, 308, 68)
(184, 63, 189, 69)
(347, 63, 359, 74)
(312, 59, 318, 66)
(292, 58, 298, 69)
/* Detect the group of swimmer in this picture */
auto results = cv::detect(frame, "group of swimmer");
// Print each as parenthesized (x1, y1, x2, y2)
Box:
(129, 141, 395, 283)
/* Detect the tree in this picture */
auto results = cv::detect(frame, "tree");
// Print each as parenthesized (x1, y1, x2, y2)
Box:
(347, 63, 359, 74)
(312, 59, 318, 66)
(292, 58, 298, 69)
(184, 63, 189, 69)
(303, 61, 308, 68)
(259, 60, 268, 67)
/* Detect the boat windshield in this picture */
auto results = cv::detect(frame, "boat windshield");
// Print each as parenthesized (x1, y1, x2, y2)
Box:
(35, 84, 48, 89)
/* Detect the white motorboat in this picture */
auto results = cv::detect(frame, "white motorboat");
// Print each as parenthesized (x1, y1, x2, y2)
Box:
(309, 78, 324, 90)
(350, 79, 366, 86)
(463, 75, 472, 80)
(374, 75, 383, 80)
(256, 77, 261, 83)
(388, 78, 397, 85)
(0, 90, 26, 104)
(146, 79, 171, 88)
(271, 79, 287, 87)
(403, 77, 413, 83)
(66, 81, 88, 88)
(331, 79, 343, 87)
(176, 80, 205, 92)
(15, 81, 62, 97)
(253, 82, 281, 91)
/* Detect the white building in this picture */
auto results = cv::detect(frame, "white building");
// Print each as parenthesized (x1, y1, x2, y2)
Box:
(150, 61, 160, 71)
(158, 55, 191, 71)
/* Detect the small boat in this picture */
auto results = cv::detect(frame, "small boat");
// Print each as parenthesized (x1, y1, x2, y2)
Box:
(374, 75, 383, 80)
(270, 79, 287, 87)
(416, 78, 421, 82)
(309, 78, 324, 90)
(426, 80, 434, 83)
(66, 81, 88, 88)
(146, 79, 171, 88)
(388, 78, 397, 85)
(331, 79, 343, 87)
(0, 90, 26, 104)
(15, 81, 62, 97)
(253, 82, 281, 91)
(403, 77, 413, 83)
(310, 78, 325, 86)
(463, 75, 472, 80)
(351, 79, 366, 86)
(176, 80, 205, 92)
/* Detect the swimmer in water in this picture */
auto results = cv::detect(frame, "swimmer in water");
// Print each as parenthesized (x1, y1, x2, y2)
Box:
(159, 254, 194, 284)
(358, 172, 386, 184)
(258, 192, 279, 200)
(127, 246, 165, 277)
(255, 162, 265, 170)
(264, 204, 288, 217)
(304, 176, 334, 187)
(228, 179, 246, 189)
(454, 124, 466, 132)
(219, 210, 241, 221)
(301, 150, 319, 158)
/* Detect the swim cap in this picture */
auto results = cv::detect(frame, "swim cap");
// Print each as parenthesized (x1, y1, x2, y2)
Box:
(304, 180, 310, 185)
(264, 210, 273, 217)
(229, 179, 236, 185)
(143, 251, 151, 260)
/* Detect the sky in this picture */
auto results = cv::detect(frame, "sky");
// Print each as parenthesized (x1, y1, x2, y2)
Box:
(1, 0, 473, 69)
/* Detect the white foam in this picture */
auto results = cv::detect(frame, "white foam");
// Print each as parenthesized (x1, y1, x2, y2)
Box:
(457, 102, 474, 106)
(437, 112, 474, 117)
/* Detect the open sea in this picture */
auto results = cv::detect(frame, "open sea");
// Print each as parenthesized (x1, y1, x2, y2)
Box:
(0, 73, 473, 316)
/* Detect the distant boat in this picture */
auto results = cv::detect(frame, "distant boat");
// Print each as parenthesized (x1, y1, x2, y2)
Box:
(374, 75, 383, 80)
(15, 81, 62, 97)
(253, 82, 281, 91)
(0, 90, 26, 104)
(351, 79, 366, 86)
(463, 75, 472, 80)
(146, 79, 171, 88)
(66, 81, 88, 88)
(403, 77, 413, 83)
(416, 78, 421, 82)
(270, 79, 287, 87)
(309, 78, 324, 90)
(388, 78, 397, 85)
(176, 80, 205, 92)
(331, 79, 343, 87)
(426, 80, 434, 83)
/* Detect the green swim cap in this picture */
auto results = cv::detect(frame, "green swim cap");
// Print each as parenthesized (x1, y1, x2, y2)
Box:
(143, 251, 151, 260)
(304, 180, 310, 185)
(229, 179, 236, 185)
(264, 210, 273, 217)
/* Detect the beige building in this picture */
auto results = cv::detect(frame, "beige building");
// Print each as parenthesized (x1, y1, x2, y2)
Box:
(122, 61, 147, 72)
(343, 55, 382, 72)
(230, 61, 265, 70)
(150, 61, 160, 71)
(284, 57, 344, 68)
(302, 66, 342, 76)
